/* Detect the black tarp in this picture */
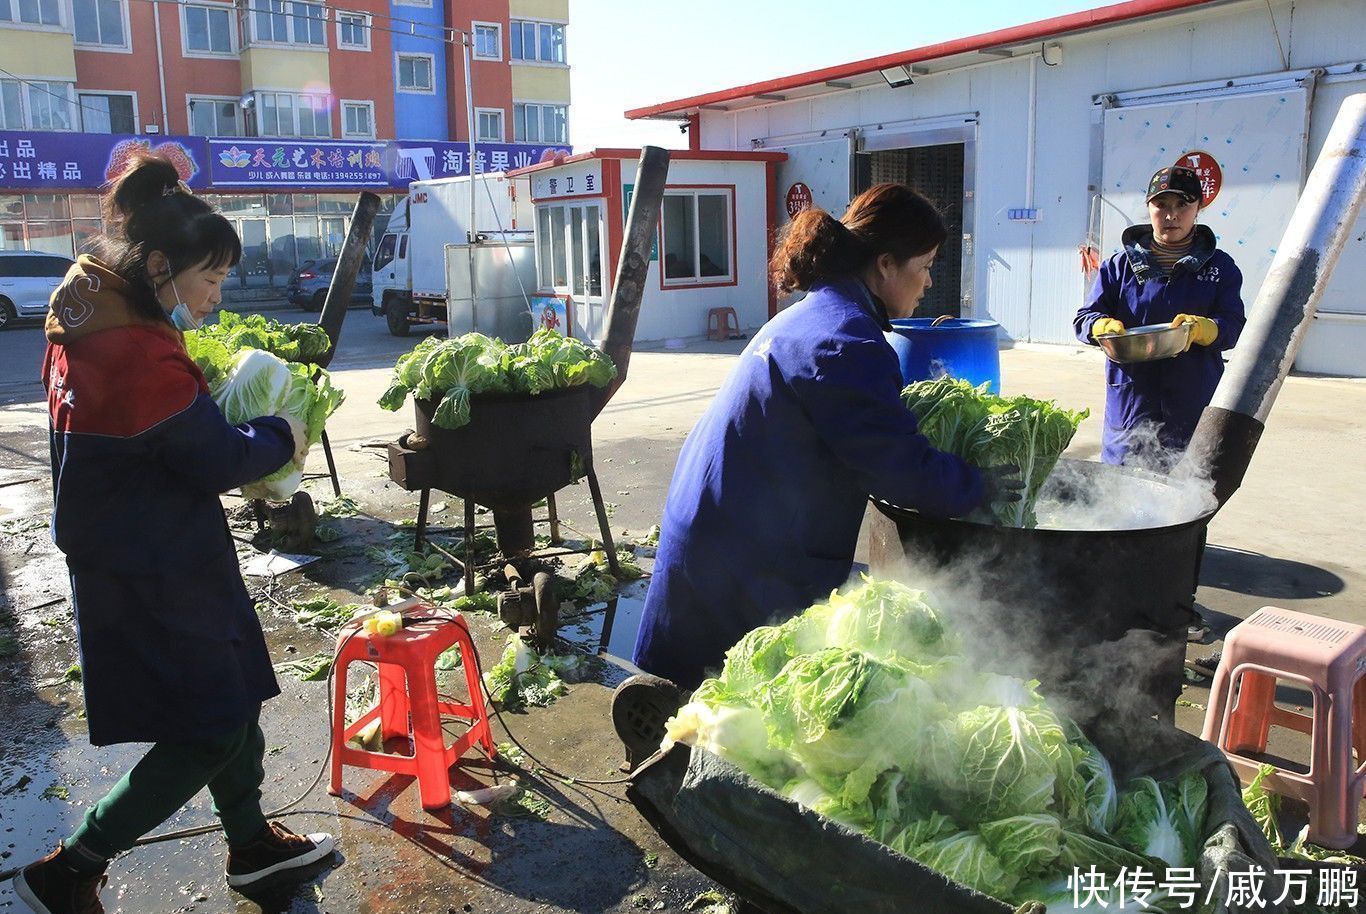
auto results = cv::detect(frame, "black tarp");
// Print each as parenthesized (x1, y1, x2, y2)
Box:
(628, 727, 1282, 914)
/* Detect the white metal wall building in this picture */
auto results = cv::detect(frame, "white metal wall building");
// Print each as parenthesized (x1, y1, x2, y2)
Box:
(628, 0, 1366, 376)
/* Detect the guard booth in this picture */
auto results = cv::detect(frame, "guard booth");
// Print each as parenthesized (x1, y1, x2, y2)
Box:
(507, 148, 786, 344)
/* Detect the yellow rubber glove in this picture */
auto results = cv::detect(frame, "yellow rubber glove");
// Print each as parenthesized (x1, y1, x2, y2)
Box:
(1091, 317, 1126, 338)
(1171, 313, 1218, 349)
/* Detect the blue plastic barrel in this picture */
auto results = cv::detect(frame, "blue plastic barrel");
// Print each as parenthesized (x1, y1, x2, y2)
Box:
(884, 317, 1002, 393)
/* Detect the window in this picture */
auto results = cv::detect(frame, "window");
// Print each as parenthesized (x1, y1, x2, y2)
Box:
(537, 203, 602, 297)
(184, 3, 234, 54)
(291, 1, 324, 45)
(476, 108, 503, 142)
(373, 233, 396, 271)
(396, 54, 433, 93)
(661, 189, 733, 285)
(336, 11, 369, 50)
(0, 80, 75, 130)
(0, 0, 61, 26)
(341, 100, 373, 139)
(472, 22, 500, 60)
(188, 96, 240, 136)
(513, 103, 568, 144)
(0, 81, 25, 129)
(249, 0, 324, 46)
(255, 91, 329, 138)
(73, 0, 125, 47)
(79, 93, 135, 133)
(510, 19, 565, 64)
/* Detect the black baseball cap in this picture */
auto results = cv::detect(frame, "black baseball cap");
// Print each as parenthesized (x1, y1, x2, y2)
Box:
(1146, 166, 1202, 204)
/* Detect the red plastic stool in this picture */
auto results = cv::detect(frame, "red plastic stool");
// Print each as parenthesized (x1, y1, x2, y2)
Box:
(706, 307, 740, 341)
(329, 601, 495, 809)
(1200, 606, 1366, 849)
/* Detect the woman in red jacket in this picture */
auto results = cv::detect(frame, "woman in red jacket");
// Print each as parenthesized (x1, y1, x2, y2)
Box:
(15, 154, 334, 914)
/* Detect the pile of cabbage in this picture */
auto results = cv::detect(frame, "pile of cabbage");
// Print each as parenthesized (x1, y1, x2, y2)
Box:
(186, 310, 332, 368)
(378, 329, 616, 430)
(901, 378, 1088, 528)
(185, 336, 345, 501)
(664, 579, 1210, 910)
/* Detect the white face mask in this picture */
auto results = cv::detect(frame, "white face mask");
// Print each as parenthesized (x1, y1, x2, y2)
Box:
(165, 274, 201, 331)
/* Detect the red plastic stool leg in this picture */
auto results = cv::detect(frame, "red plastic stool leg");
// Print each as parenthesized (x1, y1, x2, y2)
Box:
(406, 667, 453, 809)
(329, 656, 349, 796)
(457, 633, 496, 759)
(1227, 669, 1277, 755)
(377, 662, 410, 741)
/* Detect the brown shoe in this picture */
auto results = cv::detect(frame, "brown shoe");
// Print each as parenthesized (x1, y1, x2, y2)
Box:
(13, 847, 107, 914)
(225, 822, 335, 889)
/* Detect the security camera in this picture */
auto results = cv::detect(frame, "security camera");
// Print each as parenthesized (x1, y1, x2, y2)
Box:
(679, 122, 689, 134)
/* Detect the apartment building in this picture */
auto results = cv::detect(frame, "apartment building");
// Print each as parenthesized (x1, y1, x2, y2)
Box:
(0, 0, 571, 294)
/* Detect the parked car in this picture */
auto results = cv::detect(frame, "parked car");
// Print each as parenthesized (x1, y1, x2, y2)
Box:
(0, 250, 75, 330)
(287, 258, 373, 311)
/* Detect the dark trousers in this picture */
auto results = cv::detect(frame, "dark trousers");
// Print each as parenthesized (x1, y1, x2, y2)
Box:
(66, 704, 268, 864)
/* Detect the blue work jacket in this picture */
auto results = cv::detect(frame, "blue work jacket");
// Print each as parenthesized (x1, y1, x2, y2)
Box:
(632, 278, 985, 689)
(1074, 225, 1245, 465)
(43, 258, 294, 745)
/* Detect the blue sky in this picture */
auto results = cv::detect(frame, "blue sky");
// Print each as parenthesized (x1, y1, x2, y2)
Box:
(570, 0, 1102, 149)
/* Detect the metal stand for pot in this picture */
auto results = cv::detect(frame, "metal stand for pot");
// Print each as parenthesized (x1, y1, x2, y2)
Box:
(411, 460, 621, 598)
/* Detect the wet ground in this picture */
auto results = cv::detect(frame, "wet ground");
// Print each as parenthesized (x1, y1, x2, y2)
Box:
(0, 454, 731, 914)
(4, 314, 1366, 909)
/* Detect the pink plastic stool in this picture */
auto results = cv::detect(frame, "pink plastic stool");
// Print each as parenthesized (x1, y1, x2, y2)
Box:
(1200, 606, 1366, 849)
(329, 602, 495, 810)
(706, 307, 740, 341)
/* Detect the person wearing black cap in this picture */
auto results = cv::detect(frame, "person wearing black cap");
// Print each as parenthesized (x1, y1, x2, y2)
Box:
(1073, 164, 1246, 644)
(1073, 164, 1246, 466)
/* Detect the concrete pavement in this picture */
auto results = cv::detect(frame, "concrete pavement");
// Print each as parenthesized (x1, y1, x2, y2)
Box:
(2, 322, 1364, 911)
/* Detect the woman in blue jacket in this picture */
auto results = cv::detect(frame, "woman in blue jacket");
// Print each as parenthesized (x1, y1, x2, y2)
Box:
(632, 184, 1017, 689)
(1074, 165, 1246, 466)
(16, 155, 334, 914)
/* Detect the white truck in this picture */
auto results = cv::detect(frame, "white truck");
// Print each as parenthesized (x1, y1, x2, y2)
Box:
(371, 172, 534, 337)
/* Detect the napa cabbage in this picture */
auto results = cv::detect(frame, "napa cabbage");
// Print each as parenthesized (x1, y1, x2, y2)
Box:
(1110, 773, 1208, 868)
(377, 329, 616, 429)
(186, 310, 332, 367)
(662, 577, 1216, 906)
(210, 348, 345, 501)
(909, 830, 1018, 900)
(900, 377, 1088, 528)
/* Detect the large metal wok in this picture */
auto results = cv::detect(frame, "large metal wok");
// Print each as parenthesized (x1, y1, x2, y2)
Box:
(870, 458, 1214, 729)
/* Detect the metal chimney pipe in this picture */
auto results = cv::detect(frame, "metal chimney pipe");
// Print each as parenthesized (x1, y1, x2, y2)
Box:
(1180, 93, 1366, 506)
(315, 191, 382, 369)
(591, 146, 671, 419)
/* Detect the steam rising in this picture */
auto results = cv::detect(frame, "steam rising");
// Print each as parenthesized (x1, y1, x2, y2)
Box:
(853, 549, 1187, 767)
(856, 425, 1219, 752)
(1035, 423, 1216, 531)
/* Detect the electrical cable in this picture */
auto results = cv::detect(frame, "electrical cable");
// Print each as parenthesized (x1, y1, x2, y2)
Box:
(0, 585, 651, 885)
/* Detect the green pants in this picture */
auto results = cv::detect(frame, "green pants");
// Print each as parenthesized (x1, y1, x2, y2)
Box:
(66, 705, 269, 866)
